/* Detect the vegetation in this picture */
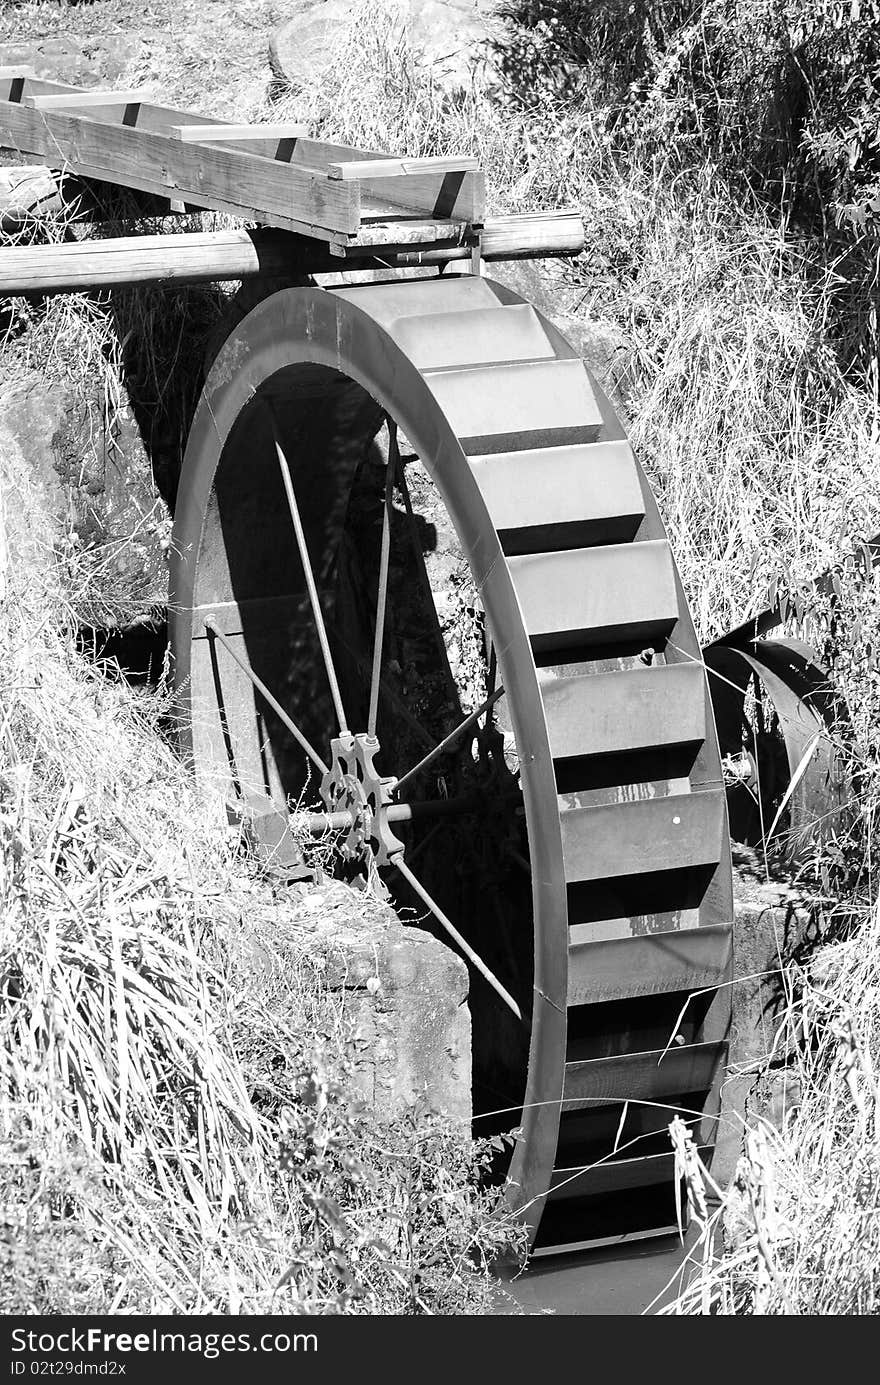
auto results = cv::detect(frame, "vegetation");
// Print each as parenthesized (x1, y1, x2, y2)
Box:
(1, 0, 879, 1313)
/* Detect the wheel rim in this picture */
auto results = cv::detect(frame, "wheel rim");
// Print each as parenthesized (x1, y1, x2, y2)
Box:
(170, 277, 733, 1250)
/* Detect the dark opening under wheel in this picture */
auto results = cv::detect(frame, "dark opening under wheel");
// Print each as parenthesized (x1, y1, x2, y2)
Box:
(705, 637, 851, 867)
(170, 274, 734, 1254)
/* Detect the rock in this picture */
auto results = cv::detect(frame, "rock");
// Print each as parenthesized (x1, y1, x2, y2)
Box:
(268, 1, 350, 92)
(369, 921, 471, 1120)
(730, 869, 814, 1068)
(0, 33, 152, 88)
(548, 310, 630, 415)
(751, 1068, 802, 1133)
(0, 410, 58, 598)
(307, 901, 471, 1121)
(0, 369, 170, 623)
(269, 1, 503, 97)
(0, 167, 65, 231)
(407, 0, 502, 91)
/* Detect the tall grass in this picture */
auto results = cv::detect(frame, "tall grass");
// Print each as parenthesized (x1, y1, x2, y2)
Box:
(665, 894, 880, 1314)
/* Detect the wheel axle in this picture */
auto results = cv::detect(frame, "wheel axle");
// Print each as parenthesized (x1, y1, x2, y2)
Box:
(290, 791, 486, 837)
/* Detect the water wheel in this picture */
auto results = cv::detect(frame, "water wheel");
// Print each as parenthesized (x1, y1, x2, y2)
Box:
(169, 275, 734, 1253)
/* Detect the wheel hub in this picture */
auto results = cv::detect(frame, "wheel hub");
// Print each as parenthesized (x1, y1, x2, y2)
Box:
(320, 732, 403, 866)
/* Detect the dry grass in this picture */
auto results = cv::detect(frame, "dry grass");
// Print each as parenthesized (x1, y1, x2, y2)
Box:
(664, 895, 880, 1314)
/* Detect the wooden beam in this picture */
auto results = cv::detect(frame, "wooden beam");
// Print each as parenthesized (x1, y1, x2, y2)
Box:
(449, 209, 582, 259)
(328, 156, 480, 180)
(170, 122, 309, 142)
(0, 75, 81, 106)
(1, 75, 221, 125)
(0, 214, 584, 294)
(23, 89, 150, 109)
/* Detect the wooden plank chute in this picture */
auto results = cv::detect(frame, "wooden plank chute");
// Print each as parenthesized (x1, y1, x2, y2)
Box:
(0, 73, 487, 242)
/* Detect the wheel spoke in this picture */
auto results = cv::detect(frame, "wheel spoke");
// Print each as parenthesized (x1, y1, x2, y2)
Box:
(367, 420, 397, 740)
(272, 427, 350, 736)
(392, 855, 527, 1026)
(204, 617, 329, 778)
(394, 686, 505, 796)
(205, 626, 243, 796)
(479, 643, 499, 755)
(324, 617, 437, 754)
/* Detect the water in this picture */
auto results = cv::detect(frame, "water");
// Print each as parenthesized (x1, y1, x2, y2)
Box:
(496, 1231, 699, 1316)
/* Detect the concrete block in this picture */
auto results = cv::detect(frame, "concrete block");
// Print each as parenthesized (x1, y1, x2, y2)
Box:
(715, 859, 817, 1186)
(234, 878, 471, 1122)
(729, 860, 814, 1069)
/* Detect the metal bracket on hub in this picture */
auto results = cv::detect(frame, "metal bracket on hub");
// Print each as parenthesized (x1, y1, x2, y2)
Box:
(320, 732, 404, 867)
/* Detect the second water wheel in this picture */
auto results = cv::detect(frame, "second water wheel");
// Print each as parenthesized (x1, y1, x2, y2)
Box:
(169, 273, 734, 1253)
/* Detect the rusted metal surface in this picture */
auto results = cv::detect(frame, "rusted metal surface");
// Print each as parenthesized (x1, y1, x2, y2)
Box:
(567, 924, 733, 1006)
(562, 1041, 728, 1110)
